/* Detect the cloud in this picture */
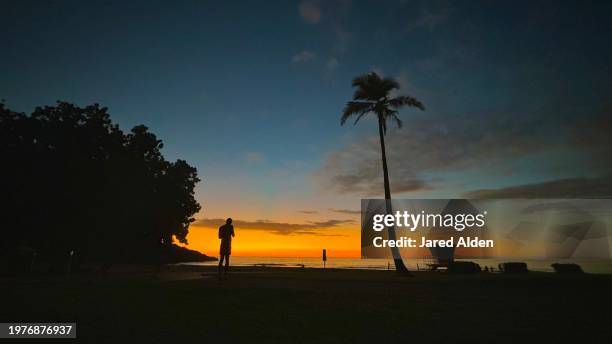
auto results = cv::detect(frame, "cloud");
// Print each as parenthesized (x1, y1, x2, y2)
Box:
(298, 210, 318, 214)
(315, 103, 612, 197)
(291, 50, 318, 64)
(331, 28, 351, 56)
(325, 57, 339, 71)
(193, 218, 353, 236)
(327, 7, 352, 69)
(316, 111, 540, 195)
(406, 1, 451, 31)
(299, 1, 321, 24)
(245, 152, 264, 163)
(296, 1, 351, 75)
(370, 68, 420, 98)
(463, 176, 612, 199)
(329, 208, 360, 215)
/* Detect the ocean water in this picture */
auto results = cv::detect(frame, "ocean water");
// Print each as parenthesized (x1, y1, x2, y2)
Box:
(181, 256, 612, 274)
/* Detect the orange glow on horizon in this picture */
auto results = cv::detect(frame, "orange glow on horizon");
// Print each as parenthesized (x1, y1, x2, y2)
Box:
(181, 224, 361, 258)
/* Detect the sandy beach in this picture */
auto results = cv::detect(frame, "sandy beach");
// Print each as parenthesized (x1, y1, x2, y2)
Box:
(3, 265, 612, 343)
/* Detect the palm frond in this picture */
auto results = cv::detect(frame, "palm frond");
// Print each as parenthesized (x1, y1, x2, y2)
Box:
(381, 110, 400, 134)
(391, 114, 403, 129)
(342, 72, 425, 131)
(351, 74, 371, 88)
(352, 111, 369, 125)
(341, 101, 374, 125)
(381, 115, 388, 134)
(388, 95, 425, 110)
(380, 77, 400, 94)
(352, 72, 395, 101)
(352, 88, 371, 100)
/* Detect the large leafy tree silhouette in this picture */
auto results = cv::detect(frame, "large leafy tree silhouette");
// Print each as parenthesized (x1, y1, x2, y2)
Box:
(0, 102, 201, 270)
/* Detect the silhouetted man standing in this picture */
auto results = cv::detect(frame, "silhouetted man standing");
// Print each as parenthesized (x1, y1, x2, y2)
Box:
(218, 218, 235, 278)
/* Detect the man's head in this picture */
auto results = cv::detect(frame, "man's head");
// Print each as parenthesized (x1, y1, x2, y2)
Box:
(226, 218, 232, 224)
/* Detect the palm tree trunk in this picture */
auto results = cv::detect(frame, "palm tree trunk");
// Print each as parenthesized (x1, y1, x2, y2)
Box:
(377, 117, 411, 275)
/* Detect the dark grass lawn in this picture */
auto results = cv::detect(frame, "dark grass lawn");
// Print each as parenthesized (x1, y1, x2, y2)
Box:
(2, 268, 612, 343)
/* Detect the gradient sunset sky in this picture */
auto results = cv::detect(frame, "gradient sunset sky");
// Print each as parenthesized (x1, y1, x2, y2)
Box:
(2, 1, 611, 257)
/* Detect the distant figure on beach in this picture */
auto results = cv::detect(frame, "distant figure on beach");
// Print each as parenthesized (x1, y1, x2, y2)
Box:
(218, 218, 235, 278)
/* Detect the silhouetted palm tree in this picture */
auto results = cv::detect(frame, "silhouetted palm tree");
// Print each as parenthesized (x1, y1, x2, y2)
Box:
(341, 72, 424, 274)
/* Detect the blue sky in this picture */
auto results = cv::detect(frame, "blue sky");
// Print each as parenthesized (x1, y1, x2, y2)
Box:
(2, 0, 611, 223)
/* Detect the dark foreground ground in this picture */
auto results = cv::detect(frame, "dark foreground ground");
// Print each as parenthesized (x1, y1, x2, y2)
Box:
(2, 266, 612, 343)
